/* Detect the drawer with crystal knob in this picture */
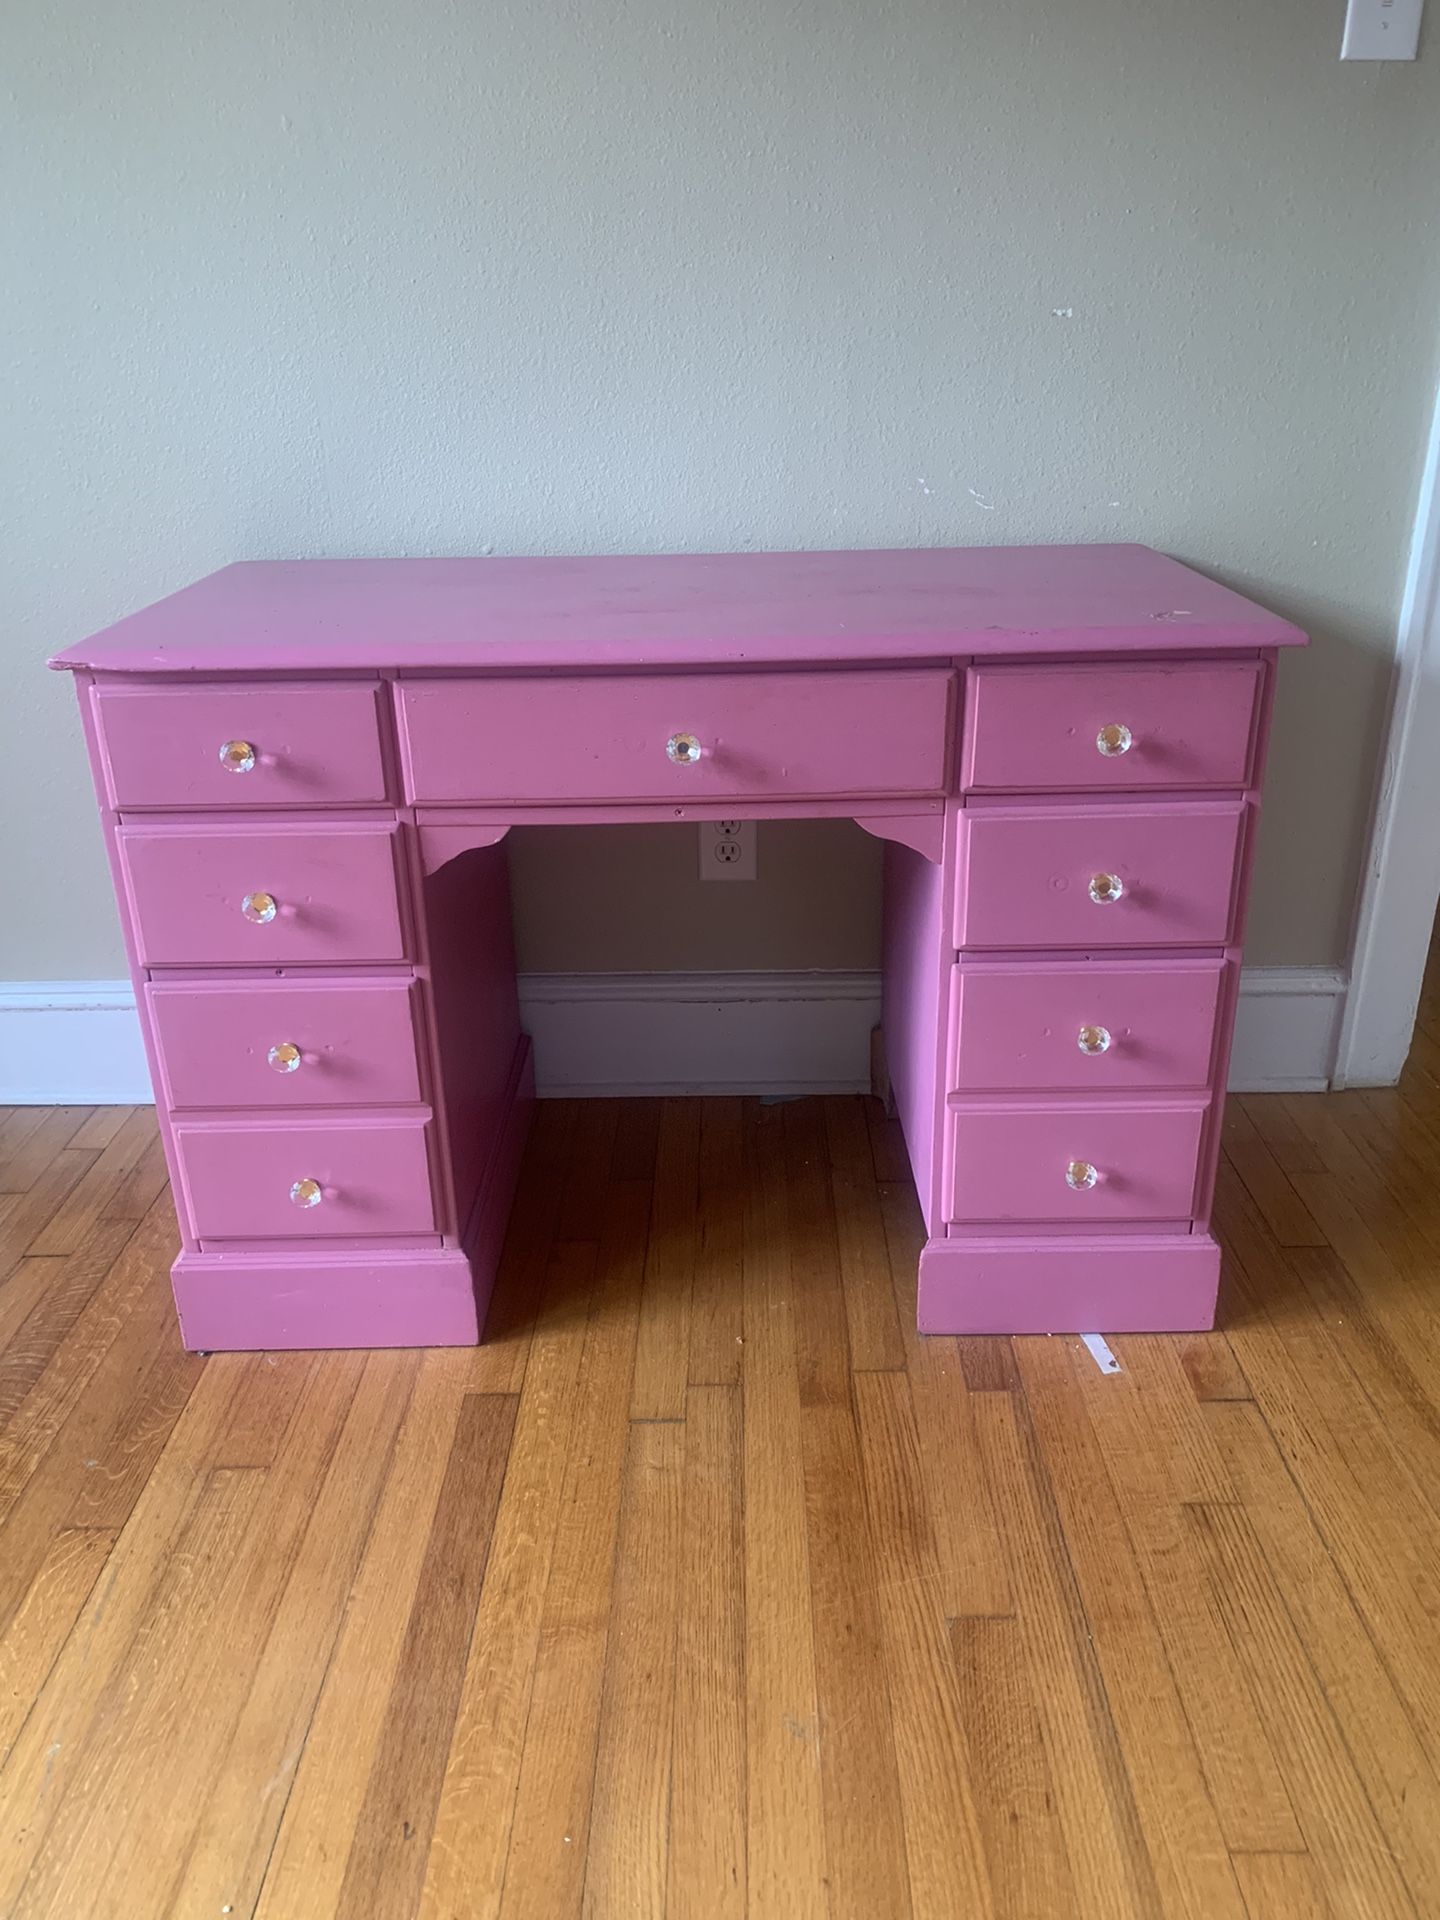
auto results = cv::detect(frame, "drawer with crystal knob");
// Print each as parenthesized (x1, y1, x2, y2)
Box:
(148, 976, 423, 1109)
(117, 822, 408, 965)
(960, 662, 1261, 792)
(952, 800, 1246, 950)
(91, 681, 390, 809)
(172, 1115, 437, 1241)
(395, 670, 955, 803)
(943, 1099, 1209, 1225)
(948, 960, 1226, 1093)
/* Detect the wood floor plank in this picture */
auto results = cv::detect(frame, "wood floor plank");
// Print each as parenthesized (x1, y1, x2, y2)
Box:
(1232, 1853, 1331, 1920)
(26, 1108, 161, 1258)
(339, 1391, 517, 1920)
(853, 1369, 994, 1920)
(0, 1223, 138, 1429)
(610, 1097, 661, 1183)
(0, 1227, 202, 1638)
(823, 1097, 907, 1372)
(559, 1100, 623, 1243)
(1062, 1340, 1302, 1855)
(10, 1466, 271, 1920)
(417, 1242, 596, 1920)
(494, 1183, 649, 1920)
(1206, 1399, 1440, 1914)
(1221, 1103, 1328, 1247)
(0, 1150, 100, 1286)
(254, 1362, 477, 1920)
(1186, 1500, 1418, 1919)
(583, 1420, 684, 1920)
(864, 1097, 911, 1184)
(1014, 1338, 1248, 1919)
(0, 1193, 176, 1526)
(0, 1109, 90, 1198)
(958, 1336, 1021, 1392)
(0, 1360, 248, 1913)
(1216, 1182, 1440, 1773)
(687, 1097, 745, 1389)
(630, 1097, 700, 1420)
(63, 1109, 134, 1152)
(972, 1390, 1158, 1920)
(879, 1180, 1011, 1619)
(12, 1358, 365, 1920)
(782, 1099, 853, 1409)
(668, 1384, 746, 1920)
(0, 1524, 115, 1767)
(741, 1101, 828, 1920)
(951, 1614, 1078, 1920)
(165, 1352, 418, 1920)
(1176, 1333, 1251, 1403)
(801, 1398, 912, 1920)
(1238, 1095, 1326, 1176)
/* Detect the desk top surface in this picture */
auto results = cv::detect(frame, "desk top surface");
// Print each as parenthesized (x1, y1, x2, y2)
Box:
(51, 544, 1305, 675)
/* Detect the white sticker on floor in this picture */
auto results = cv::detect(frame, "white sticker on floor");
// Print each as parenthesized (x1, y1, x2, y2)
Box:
(1081, 1333, 1122, 1374)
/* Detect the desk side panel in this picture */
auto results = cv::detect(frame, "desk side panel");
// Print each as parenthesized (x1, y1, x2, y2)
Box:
(419, 839, 526, 1240)
(881, 839, 948, 1234)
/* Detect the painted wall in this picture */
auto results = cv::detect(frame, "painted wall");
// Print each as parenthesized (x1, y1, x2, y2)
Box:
(5, 0, 1438, 981)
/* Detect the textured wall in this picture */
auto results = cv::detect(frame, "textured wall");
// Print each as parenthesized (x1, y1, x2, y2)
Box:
(5, 0, 1438, 979)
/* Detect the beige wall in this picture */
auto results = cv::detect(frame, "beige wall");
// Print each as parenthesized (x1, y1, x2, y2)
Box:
(5, 1, 1438, 980)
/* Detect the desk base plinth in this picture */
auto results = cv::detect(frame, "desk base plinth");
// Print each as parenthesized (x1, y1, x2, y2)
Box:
(916, 1233, 1222, 1335)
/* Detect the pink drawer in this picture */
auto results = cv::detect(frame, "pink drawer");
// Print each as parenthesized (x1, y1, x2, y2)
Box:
(961, 662, 1261, 792)
(149, 976, 423, 1109)
(953, 801, 1245, 950)
(944, 1100, 1209, 1224)
(173, 1117, 437, 1240)
(396, 670, 954, 803)
(93, 681, 389, 809)
(118, 823, 407, 966)
(950, 961, 1225, 1092)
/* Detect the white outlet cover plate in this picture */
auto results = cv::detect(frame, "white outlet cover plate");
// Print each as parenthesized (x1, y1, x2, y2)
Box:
(700, 819, 757, 881)
(1341, 0, 1422, 60)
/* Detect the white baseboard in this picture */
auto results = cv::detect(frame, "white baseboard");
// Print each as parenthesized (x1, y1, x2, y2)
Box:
(0, 966, 1347, 1105)
(1226, 967, 1347, 1094)
(518, 970, 881, 1096)
(0, 982, 153, 1104)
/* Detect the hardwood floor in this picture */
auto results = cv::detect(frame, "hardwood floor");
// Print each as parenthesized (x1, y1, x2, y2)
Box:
(7, 971, 1440, 1915)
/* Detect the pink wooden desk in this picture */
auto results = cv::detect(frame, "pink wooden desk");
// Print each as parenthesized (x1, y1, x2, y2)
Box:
(51, 545, 1305, 1351)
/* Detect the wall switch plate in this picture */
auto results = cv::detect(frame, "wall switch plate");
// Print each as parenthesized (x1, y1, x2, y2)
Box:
(1341, 0, 1422, 59)
(700, 819, 757, 881)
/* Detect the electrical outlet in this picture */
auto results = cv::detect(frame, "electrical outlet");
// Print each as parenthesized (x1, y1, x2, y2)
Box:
(1341, 0, 1422, 59)
(700, 819, 757, 881)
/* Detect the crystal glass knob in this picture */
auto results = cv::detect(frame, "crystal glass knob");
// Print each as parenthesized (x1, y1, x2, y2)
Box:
(268, 1041, 302, 1074)
(666, 732, 703, 765)
(1096, 723, 1133, 758)
(1089, 872, 1125, 905)
(1066, 1160, 1100, 1191)
(219, 739, 257, 773)
(241, 891, 278, 924)
(1077, 1024, 1112, 1056)
(290, 1177, 323, 1209)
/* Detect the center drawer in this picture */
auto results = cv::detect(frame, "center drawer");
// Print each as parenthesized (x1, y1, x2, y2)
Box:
(173, 1117, 437, 1240)
(944, 1099, 1209, 1224)
(118, 822, 408, 966)
(396, 670, 955, 804)
(953, 800, 1245, 950)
